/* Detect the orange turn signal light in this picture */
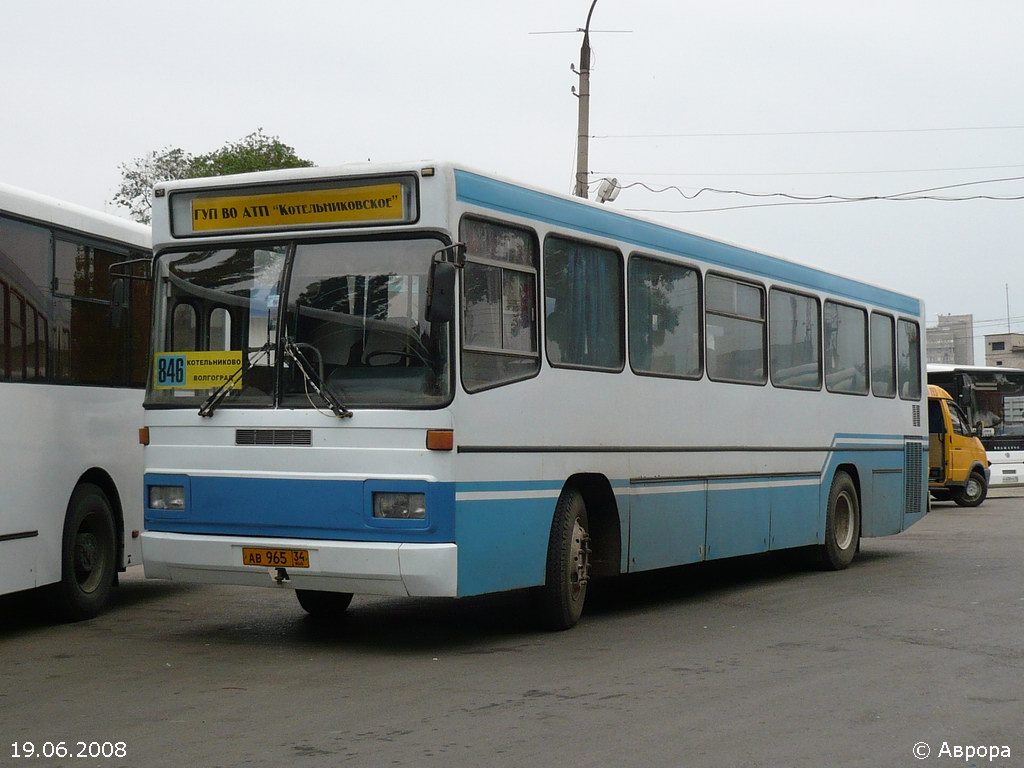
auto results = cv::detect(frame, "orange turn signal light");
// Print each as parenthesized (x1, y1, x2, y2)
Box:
(426, 429, 454, 451)
(139, 427, 150, 446)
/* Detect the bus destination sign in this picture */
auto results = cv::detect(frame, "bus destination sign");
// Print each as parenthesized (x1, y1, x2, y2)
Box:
(153, 351, 244, 390)
(189, 183, 407, 233)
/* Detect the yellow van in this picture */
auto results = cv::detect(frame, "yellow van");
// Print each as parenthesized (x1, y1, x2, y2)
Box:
(928, 385, 990, 506)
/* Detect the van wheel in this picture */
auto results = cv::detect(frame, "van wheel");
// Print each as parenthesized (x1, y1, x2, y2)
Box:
(295, 589, 353, 616)
(55, 483, 117, 622)
(537, 489, 591, 630)
(952, 471, 987, 508)
(817, 471, 860, 570)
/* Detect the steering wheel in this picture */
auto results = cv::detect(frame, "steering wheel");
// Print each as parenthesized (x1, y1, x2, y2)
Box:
(365, 349, 430, 367)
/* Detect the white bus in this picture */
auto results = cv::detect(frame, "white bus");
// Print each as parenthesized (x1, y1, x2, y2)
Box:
(927, 363, 1024, 486)
(0, 183, 151, 619)
(141, 162, 928, 629)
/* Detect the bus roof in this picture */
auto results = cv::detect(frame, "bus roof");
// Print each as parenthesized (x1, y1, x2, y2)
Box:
(927, 363, 1024, 375)
(0, 181, 150, 250)
(153, 160, 922, 317)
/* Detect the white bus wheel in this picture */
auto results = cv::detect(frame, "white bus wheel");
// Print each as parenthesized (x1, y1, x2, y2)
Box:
(537, 489, 591, 631)
(56, 483, 117, 621)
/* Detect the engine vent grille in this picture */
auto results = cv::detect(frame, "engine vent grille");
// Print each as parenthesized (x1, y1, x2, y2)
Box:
(236, 429, 312, 446)
(912, 404, 921, 428)
(904, 441, 923, 515)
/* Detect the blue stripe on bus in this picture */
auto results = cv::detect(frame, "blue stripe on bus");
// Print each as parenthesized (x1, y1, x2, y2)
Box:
(145, 438, 926, 596)
(455, 169, 921, 316)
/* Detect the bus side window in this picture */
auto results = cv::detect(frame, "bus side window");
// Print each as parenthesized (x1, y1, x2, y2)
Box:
(0, 281, 7, 379)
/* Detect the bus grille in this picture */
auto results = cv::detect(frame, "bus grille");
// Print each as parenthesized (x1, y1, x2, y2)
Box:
(912, 404, 921, 428)
(904, 441, 923, 515)
(235, 429, 312, 446)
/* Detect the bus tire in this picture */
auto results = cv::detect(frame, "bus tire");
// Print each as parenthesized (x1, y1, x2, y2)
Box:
(55, 483, 117, 622)
(537, 489, 591, 631)
(295, 589, 353, 616)
(818, 471, 860, 571)
(952, 471, 987, 508)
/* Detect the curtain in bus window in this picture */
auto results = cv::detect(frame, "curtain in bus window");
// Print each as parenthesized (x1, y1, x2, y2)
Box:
(897, 319, 922, 400)
(628, 256, 700, 378)
(824, 301, 868, 394)
(545, 237, 622, 370)
(9, 291, 25, 380)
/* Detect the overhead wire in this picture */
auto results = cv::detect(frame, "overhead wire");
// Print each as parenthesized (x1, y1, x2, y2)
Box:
(585, 175, 1024, 213)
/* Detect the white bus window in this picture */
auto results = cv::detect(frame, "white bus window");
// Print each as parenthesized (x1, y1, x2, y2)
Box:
(769, 288, 820, 390)
(870, 312, 896, 398)
(628, 255, 701, 379)
(209, 308, 232, 351)
(545, 236, 623, 371)
(0, 283, 6, 378)
(461, 217, 539, 391)
(9, 291, 25, 381)
(52, 241, 128, 385)
(824, 301, 868, 395)
(898, 319, 922, 400)
(706, 274, 765, 385)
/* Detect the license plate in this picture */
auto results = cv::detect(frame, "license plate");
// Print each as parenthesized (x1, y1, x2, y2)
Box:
(241, 547, 310, 568)
(1003, 477, 1019, 484)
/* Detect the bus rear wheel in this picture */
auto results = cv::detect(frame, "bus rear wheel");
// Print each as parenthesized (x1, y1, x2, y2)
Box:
(953, 471, 987, 508)
(537, 489, 591, 631)
(55, 483, 117, 622)
(295, 589, 354, 616)
(818, 471, 860, 571)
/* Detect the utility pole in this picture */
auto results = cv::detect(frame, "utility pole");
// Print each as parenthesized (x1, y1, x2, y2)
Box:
(573, 0, 598, 199)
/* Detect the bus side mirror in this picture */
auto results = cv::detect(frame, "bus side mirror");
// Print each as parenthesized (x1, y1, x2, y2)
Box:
(109, 278, 127, 329)
(425, 261, 456, 324)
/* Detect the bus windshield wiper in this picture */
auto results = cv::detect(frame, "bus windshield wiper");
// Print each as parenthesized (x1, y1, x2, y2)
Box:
(197, 343, 272, 418)
(283, 338, 353, 419)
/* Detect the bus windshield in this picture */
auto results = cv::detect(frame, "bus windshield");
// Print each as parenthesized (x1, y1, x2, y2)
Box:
(961, 371, 1024, 438)
(146, 237, 451, 410)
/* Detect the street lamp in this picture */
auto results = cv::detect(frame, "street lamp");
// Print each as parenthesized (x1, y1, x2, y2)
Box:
(572, 0, 598, 199)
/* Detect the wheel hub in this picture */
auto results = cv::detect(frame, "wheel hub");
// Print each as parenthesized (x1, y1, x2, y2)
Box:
(569, 519, 592, 596)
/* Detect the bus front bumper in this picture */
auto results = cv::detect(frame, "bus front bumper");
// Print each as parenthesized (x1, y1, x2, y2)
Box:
(141, 531, 457, 597)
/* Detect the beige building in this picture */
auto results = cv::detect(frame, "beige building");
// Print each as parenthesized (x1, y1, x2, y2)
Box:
(985, 333, 1024, 367)
(926, 313, 974, 365)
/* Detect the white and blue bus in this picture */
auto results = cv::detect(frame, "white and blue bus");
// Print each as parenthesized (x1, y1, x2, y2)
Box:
(1, 182, 151, 619)
(141, 162, 927, 629)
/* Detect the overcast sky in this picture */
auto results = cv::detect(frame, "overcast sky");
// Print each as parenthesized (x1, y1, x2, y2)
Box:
(4, 1, 1023, 361)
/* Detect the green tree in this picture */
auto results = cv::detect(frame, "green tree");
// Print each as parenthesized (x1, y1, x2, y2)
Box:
(112, 129, 314, 224)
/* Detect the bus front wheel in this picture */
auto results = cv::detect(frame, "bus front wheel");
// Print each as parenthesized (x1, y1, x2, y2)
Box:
(55, 483, 117, 622)
(537, 489, 591, 631)
(818, 471, 860, 571)
(295, 589, 354, 616)
(953, 471, 987, 508)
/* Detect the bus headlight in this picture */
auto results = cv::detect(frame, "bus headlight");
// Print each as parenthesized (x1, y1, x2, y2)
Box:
(149, 485, 186, 511)
(373, 492, 426, 520)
